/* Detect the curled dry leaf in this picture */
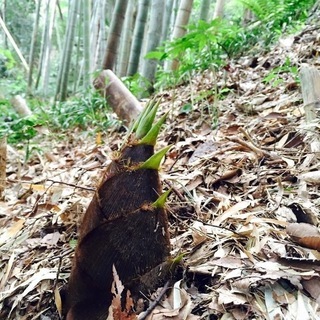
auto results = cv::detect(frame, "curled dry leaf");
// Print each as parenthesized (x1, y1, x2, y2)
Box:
(301, 277, 320, 305)
(147, 280, 199, 320)
(299, 171, 320, 184)
(287, 223, 320, 251)
(213, 200, 252, 226)
(54, 287, 62, 318)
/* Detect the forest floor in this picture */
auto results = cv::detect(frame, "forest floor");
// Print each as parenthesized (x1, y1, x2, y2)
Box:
(2, 17, 320, 320)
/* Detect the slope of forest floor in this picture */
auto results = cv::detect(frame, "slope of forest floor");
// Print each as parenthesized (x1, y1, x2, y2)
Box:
(1, 16, 320, 320)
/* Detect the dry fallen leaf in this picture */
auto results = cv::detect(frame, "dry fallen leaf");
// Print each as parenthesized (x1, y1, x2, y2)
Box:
(147, 280, 199, 320)
(287, 222, 320, 251)
(299, 171, 320, 184)
(0, 218, 25, 246)
(301, 277, 320, 305)
(54, 286, 62, 318)
(213, 200, 252, 226)
(9, 268, 58, 315)
(41, 232, 61, 247)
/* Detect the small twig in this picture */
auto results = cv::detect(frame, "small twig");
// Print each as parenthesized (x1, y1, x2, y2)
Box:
(164, 180, 184, 202)
(238, 128, 256, 145)
(51, 248, 74, 261)
(138, 281, 170, 320)
(6, 178, 96, 192)
(168, 151, 183, 172)
(170, 211, 243, 239)
(46, 179, 95, 191)
(294, 26, 320, 40)
(29, 181, 56, 216)
(227, 136, 278, 159)
(54, 256, 63, 289)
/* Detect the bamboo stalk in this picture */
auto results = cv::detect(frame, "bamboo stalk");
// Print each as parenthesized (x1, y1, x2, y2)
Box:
(300, 64, 320, 155)
(0, 136, 6, 199)
(0, 15, 29, 72)
(94, 69, 142, 125)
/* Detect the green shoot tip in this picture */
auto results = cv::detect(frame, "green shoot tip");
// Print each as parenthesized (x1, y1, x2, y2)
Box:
(139, 112, 168, 146)
(153, 189, 171, 208)
(140, 145, 171, 170)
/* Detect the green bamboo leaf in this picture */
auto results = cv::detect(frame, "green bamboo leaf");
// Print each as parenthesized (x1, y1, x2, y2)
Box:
(153, 189, 171, 208)
(135, 99, 160, 139)
(140, 145, 171, 170)
(138, 112, 168, 146)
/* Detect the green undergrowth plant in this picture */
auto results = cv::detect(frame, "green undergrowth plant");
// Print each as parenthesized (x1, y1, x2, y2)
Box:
(0, 49, 15, 77)
(0, 99, 46, 161)
(149, 19, 269, 89)
(123, 73, 168, 99)
(51, 92, 119, 130)
(147, 0, 315, 90)
(239, 0, 316, 35)
(0, 99, 41, 144)
(263, 57, 299, 86)
(122, 73, 153, 99)
(0, 92, 119, 146)
(148, 19, 247, 86)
